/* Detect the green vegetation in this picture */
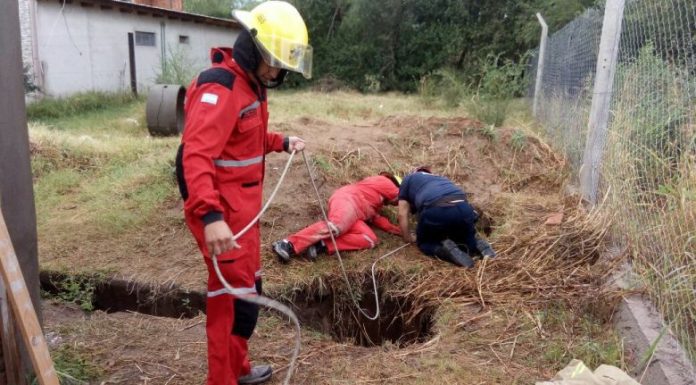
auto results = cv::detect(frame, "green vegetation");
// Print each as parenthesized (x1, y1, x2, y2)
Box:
(185, 0, 259, 18)
(24, 64, 38, 93)
(186, 0, 594, 93)
(28, 344, 102, 385)
(29, 94, 179, 250)
(536, 306, 624, 371)
(603, 43, 696, 362)
(52, 345, 103, 384)
(511, 129, 528, 150)
(156, 45, 200, 87)
(27, 92, 138, 121)
(45, 275, 101, 312)
(292, 0, 593, 92)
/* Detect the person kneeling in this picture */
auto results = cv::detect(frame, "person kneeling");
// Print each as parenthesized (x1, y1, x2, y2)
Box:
(397, 167, 496, 268)
(272, 172, 402, 262)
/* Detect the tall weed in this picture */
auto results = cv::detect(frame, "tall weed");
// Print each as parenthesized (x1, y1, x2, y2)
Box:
(419, 68, 471, 108)
(466, 54, 529, 126)
(156, 45, 200, 87)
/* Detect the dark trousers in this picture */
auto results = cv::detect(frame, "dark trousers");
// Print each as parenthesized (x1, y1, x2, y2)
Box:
(416, 202, 478, 256)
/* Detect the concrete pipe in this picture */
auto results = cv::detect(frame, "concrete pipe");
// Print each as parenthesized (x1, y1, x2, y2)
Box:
(146, 84, 185, 136)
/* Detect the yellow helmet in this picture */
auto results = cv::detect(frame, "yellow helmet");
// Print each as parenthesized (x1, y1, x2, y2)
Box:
(232, 1, 313, 79)
(379, 171, 402, 187)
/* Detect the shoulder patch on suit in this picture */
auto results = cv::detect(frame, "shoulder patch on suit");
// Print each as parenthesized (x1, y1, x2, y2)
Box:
(197, 68, 236, 90)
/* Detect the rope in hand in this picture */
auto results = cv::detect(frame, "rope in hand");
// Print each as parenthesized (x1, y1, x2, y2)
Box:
(301, 151, 410, 321)
(211, 150, 300, 385)
(210, 149, 410, 385)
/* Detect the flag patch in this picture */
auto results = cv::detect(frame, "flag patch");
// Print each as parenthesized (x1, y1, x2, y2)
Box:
(201, 93, 218, 105)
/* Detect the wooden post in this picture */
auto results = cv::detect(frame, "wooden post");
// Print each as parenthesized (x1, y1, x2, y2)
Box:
(0, 0, 42, 382)
(580, 0, 626, 204)
(0, 212, 59, 385)
(0, 279, 23, 385)
(533, 12, 548, 118)
(128, 33, 138, 96)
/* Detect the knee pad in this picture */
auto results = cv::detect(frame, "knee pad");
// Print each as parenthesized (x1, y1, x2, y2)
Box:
(231, 278, 262, 339)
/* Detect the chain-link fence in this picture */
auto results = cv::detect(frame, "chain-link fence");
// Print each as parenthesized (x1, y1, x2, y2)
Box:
(529, 0, 696, 364)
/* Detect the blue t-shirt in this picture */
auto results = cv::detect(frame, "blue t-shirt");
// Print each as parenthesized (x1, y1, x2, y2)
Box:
(398, 172, 464, 213)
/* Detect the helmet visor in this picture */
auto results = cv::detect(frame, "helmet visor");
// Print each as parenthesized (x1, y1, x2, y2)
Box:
(255, 33, 313, 79)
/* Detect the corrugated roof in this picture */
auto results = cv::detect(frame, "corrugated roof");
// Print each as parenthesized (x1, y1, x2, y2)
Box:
(38, 0, 241, 29)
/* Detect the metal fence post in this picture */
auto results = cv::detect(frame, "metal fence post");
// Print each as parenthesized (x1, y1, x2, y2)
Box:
(579, 0, 625, 204)
(533, 13, 548, 118)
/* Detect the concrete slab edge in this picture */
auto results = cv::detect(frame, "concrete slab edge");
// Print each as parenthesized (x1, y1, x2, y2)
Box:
(612, 261, 696, 385)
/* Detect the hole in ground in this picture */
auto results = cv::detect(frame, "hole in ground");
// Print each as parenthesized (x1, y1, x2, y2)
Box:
(289, 272, 436, 347)
(40, 271, 205, 318)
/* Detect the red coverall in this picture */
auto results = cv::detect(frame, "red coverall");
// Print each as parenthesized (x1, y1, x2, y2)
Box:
(175, 47, 287, 385)
(288, 175, 401, 254)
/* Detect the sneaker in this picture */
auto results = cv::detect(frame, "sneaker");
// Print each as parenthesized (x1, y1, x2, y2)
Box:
(306, 240, 327, 260)
(272, 239, 295, 264)
(239, 365, 272, 384)
(436, 239, 475, 268)
(475, 237, 496, 259)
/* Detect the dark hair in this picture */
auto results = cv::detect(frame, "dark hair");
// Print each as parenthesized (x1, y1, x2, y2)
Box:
(412, 166, 432, 174)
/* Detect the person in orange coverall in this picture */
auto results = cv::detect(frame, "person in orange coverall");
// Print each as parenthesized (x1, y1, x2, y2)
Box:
(272, 172, 402, 262)
(174, 2, 313, 384)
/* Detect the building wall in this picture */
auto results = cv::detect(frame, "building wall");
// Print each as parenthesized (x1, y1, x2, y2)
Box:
(18, 0, 34, 74)
(34, 1, 238, 96)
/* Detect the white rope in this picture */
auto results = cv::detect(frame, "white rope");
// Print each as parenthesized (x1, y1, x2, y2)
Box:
(211, 150, 299, 385)
(301, 151, 409, 321)
(210, 148, 409, 385)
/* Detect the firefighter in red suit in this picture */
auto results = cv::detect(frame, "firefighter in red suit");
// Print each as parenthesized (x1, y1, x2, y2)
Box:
(271, 173, 402, 262)
(174, 2, 313, 384)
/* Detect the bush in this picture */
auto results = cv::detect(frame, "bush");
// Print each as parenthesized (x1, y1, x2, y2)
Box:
(419, 68, 471, 108)
(24, 64, 39, 93)
(156, 46, 200, 87)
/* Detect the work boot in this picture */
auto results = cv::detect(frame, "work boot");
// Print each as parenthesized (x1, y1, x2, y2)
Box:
(435, 239, 475, 268)
(272, 239, 295, 264)
(239, 365, 272, 384)
(306, 240, 328, 260)
(475, 236, 496, 259)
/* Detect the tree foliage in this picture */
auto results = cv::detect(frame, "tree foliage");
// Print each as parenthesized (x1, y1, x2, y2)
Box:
(292, 0, 595, 92)
(185, 0, 261, 18)
(187, 0, 595, 93)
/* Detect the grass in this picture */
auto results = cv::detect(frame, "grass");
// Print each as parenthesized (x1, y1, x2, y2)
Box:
(601, 46, 696, 363)
(29, 343, 102, 385)
(29, 96, 180, 265)
(42, 275, 100, 312)
(52, 345, 103, 383)
(27, 91, 139, 121)
(268, 89, 468, 123)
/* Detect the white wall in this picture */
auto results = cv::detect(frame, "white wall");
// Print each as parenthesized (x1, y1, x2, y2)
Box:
(35, 2, 239, 96)
(18, 0, 33, 69)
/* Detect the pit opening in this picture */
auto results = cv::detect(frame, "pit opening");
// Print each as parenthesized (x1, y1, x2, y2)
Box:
(289, 272, 436, 347)
(40, 271, 205, 318)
